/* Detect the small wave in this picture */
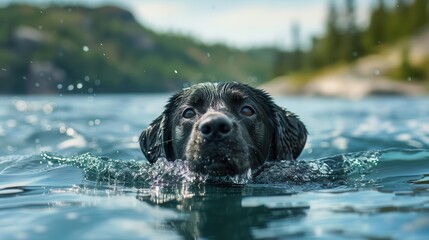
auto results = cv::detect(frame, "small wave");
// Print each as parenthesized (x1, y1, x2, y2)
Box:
(39, 149, 392, 190)
(38, 148, 429, 194)
(42, 152, 152, 188)
(1, 148, 425, 204)
(41, 152, 255, 188)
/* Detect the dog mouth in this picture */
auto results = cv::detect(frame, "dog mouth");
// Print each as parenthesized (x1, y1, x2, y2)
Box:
(191, 155, 240, 176)
(186, 140, 251, 176)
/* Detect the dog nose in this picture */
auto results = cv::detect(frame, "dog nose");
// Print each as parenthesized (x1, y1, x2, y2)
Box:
(199, 114, 233, 140)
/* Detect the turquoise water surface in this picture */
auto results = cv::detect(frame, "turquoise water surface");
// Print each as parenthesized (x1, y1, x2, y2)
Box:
(0, 95, 428, 239)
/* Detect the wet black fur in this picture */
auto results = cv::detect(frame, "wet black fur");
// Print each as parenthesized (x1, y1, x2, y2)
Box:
(139, 82, 307, 176)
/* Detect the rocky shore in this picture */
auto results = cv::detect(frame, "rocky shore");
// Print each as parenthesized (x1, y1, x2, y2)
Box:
(261, 28, 429, 98)
(261, 70, 426, 99)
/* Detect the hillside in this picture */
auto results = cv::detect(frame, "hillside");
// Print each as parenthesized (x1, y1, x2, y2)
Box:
(262, 27, 429, 98)
(0, 4, 275, 94)
(262, 0, 429, 98)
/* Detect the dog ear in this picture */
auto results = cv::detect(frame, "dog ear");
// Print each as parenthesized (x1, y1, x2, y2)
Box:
(139, 114, 168, 163)
(246, 85, 307, 161)
(139, 90, 184, 163)
(272, 106, 307, 160)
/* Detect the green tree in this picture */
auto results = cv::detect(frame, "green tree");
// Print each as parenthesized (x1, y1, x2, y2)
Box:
(325, 1, 340, 64)
(393, 47, 426, 81)
(365, 0, 386, 50)
(341, 0, 361, 61)
(387, 0, 409, 40)
(409, 0, 428, 33)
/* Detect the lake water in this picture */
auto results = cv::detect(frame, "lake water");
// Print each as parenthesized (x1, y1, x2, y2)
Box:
(1, 94, 428, 239)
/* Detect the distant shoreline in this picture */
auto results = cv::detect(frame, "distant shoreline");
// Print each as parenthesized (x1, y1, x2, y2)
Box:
(261, 78, 427, 99)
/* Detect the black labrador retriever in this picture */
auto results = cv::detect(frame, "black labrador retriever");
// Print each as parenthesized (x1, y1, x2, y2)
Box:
(139, 82, 307, 176)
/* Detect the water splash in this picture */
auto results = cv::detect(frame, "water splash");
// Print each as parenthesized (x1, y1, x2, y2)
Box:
(205, 168, 253, 185)
(42, 152, 198, 188)
(252, 150, 382, 189)
(30, 149, 429, 203)
(41, 152, 256, 188)
(42, 152, 150, 187)
(342, 150, 380, 175)
(40, 149, 384, 190)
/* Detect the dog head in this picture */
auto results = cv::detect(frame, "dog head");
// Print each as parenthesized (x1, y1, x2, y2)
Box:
(139, 82, 307, 176)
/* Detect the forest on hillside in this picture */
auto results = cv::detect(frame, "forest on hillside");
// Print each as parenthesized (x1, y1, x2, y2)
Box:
(0, 0, 428, 95)
(273, 0, 429, 82)
(0, 4, 274, 94)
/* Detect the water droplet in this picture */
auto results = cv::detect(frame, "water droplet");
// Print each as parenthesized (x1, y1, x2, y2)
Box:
(44, 124, 52, 131)
(15, 100, 27, 111)
(207, 52, 211, 58)
(84, 76, 90, 81)
(67, 84, 74, 91)
(174, 70, 178, 74)
(43, 104, 54, 114)
(76, 83, 83, 89)
(57, 84, 63, 90)
(66, 128, 75, 136)
(59, 126, 67, 133)
(82, 46, 89, 52)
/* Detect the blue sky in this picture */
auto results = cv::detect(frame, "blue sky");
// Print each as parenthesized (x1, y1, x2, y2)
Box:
(0, 0, 377, 49)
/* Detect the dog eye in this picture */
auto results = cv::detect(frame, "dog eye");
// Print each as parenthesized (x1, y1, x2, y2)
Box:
(182, 108, 196, 119)
(240, 106, 255, 117)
